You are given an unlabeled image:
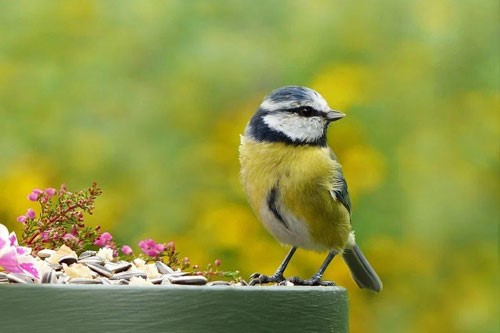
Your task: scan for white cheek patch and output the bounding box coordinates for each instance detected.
[263,113,326,143]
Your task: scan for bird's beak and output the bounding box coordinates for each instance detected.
[325,109,346,122]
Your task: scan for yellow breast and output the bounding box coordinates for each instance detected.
[239,136,351,252]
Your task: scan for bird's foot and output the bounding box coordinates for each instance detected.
[249,272,286,286]
[287,275,336,286]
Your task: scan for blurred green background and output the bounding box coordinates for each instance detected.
[0,1,498,332]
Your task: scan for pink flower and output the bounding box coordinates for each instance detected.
[16,215,27,224]
[138,239,165,257]
[27,189,44,201]
[121,245,133,255]
[214,259,222,266]
[45,188,57,198]
[62,233,78,242]
[41,231,50,241]
[26,208,36,219]
[0,223,40,279]
[94,232,113,247]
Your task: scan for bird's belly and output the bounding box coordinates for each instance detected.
[257,181,351,252]
[258,197,322,251]
[240,139,351,252]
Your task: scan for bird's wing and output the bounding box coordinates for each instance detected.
[328,149,352,215]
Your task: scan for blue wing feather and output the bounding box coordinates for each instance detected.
[329,149,352,215]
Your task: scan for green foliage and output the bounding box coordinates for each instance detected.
[0,1,498,332]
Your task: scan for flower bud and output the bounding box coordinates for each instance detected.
[45,188,57,197]
[121,245,133,255]
[26,208,36,220]
[16,215,27,224]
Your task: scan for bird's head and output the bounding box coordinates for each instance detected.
[245,86,344,146]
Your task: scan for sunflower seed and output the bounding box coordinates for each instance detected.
[68,278,102,284]
[161,278,172,285]
[42,271,57,284]
[150,276,164,285]
[113,279,129,285]
[104,261,132,274]
[78,256,104,265]
[207,281,231,286]
[169,275,208,285]
[58,255,78,266]
[78,250,97,259]
[7,273,34,284]
[86,263,113,278]
[155,261,175,274]
[98,277,112,285]
[110,271,147,281]
[163,272,189,278]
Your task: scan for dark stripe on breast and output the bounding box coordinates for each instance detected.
[267,186,289,229]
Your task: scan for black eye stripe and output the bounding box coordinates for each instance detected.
[289,106,321,117]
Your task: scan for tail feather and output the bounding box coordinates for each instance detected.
[342,244,383,292]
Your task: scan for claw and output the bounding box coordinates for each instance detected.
[287,276,336,286]
[249,272,286,286]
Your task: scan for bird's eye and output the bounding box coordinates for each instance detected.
[298,106,314,117]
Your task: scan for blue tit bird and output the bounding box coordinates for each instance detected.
[239,86,382,291]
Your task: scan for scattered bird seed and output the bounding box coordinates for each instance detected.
[2,248,236,287]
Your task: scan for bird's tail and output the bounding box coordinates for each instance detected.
[342,244,383,292]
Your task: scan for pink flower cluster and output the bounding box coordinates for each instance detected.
[94,232,113,247]
[16,208,36,224]
[27,188,56,202]
[93,232,133,256]
[17,188,58,224]
[0,223,40,279]
[138,239,165,257]
[93,234,167,258]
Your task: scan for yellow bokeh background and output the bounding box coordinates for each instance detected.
[1,1,498,332]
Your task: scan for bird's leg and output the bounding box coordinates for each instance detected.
[289,250,337,286]
[249,247,297,285]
